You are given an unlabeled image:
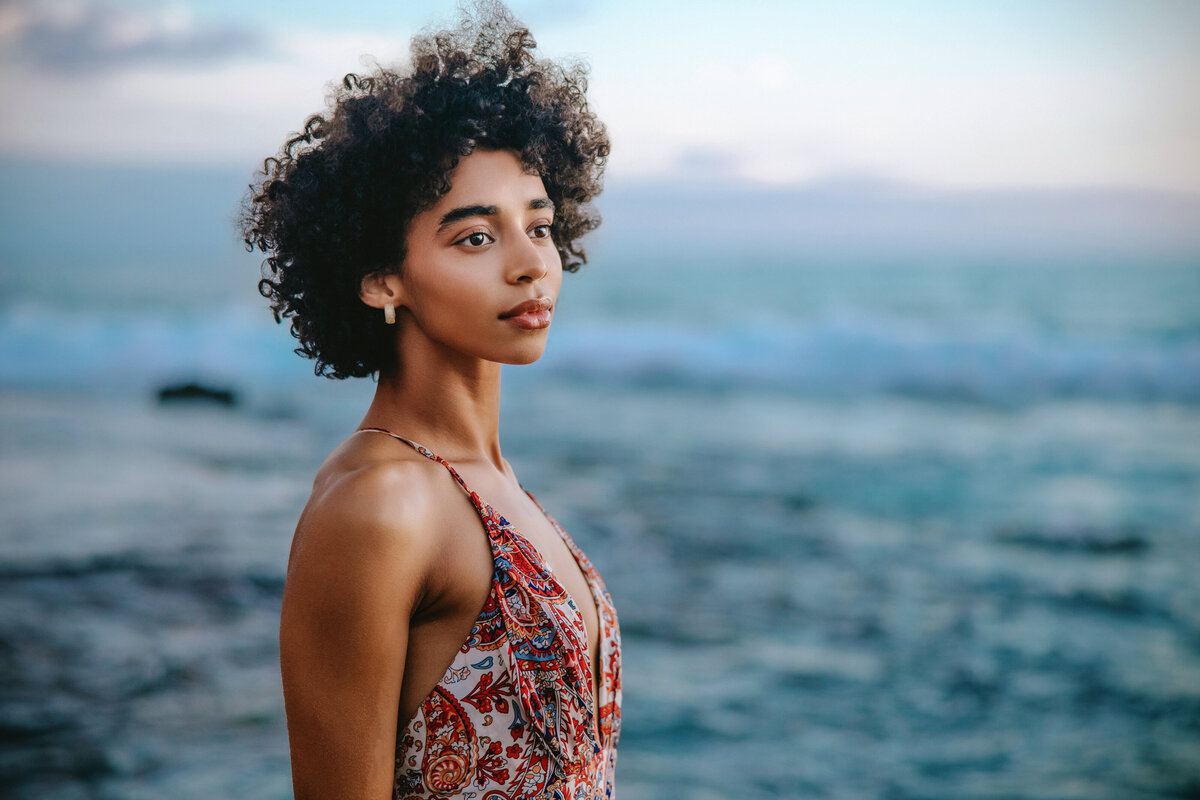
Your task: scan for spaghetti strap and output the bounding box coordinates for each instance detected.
[355,426,481,506]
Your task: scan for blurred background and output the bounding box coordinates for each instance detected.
[2,0,1199,797]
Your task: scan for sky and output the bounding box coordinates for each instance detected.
[1,0,1199,193]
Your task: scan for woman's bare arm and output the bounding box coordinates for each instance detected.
[279,461,435,799]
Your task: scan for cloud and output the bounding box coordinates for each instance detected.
[0,0,262,75]
[517,0,595,29]
[0,21,407,168]
[671,147,740,179]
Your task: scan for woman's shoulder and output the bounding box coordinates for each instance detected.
[287,432,451,584]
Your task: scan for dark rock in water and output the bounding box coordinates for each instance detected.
[155,382,238,407]
[995,525,1150,555]
[783,493,816,512]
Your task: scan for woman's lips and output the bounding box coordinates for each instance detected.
[504,309,552,329]
[500,297,553,330]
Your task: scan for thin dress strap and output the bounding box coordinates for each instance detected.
[356,426,481,502]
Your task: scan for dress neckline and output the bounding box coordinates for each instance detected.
[354,425,614,751]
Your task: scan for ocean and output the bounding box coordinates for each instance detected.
[1,179,1199,798]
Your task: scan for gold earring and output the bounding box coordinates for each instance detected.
[384,303,396,325]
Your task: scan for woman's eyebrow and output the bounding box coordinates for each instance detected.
[438,198,554,231]
[438,204,498,231]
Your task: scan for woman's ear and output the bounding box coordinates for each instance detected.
[359,271,404,311]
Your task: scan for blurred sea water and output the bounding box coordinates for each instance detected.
[2,232,1199,797]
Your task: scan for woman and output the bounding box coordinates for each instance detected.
[240,5,620,798]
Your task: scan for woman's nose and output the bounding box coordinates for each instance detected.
[508,236,550,283]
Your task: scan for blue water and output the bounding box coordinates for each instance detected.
[3,257,1198,403]
[1,230,1198,797]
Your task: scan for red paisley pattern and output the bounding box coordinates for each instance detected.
[462,671,514,715]
[419,688,477,794]
[357,428,621,800]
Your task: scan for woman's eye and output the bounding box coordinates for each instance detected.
[459,232,493,247]
[530,224,551,239]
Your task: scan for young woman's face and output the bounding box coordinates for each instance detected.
[397,148,563,365]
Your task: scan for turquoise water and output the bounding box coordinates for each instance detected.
[1,178,1199,798]
[3,255,1198,404]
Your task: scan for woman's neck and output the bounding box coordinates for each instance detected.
[360,346,506,470]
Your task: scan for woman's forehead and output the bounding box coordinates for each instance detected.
[441,149,546,202]
[406,150,550,236]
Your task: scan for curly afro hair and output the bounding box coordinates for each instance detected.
[240,2,609,379]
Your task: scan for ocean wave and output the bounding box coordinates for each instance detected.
[541,315,1200,404]
[1,305,1197,404]
[0,304,308,390]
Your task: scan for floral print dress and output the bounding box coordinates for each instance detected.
[356,428,621,800]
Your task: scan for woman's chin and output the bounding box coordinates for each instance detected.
[501,342,549,366]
